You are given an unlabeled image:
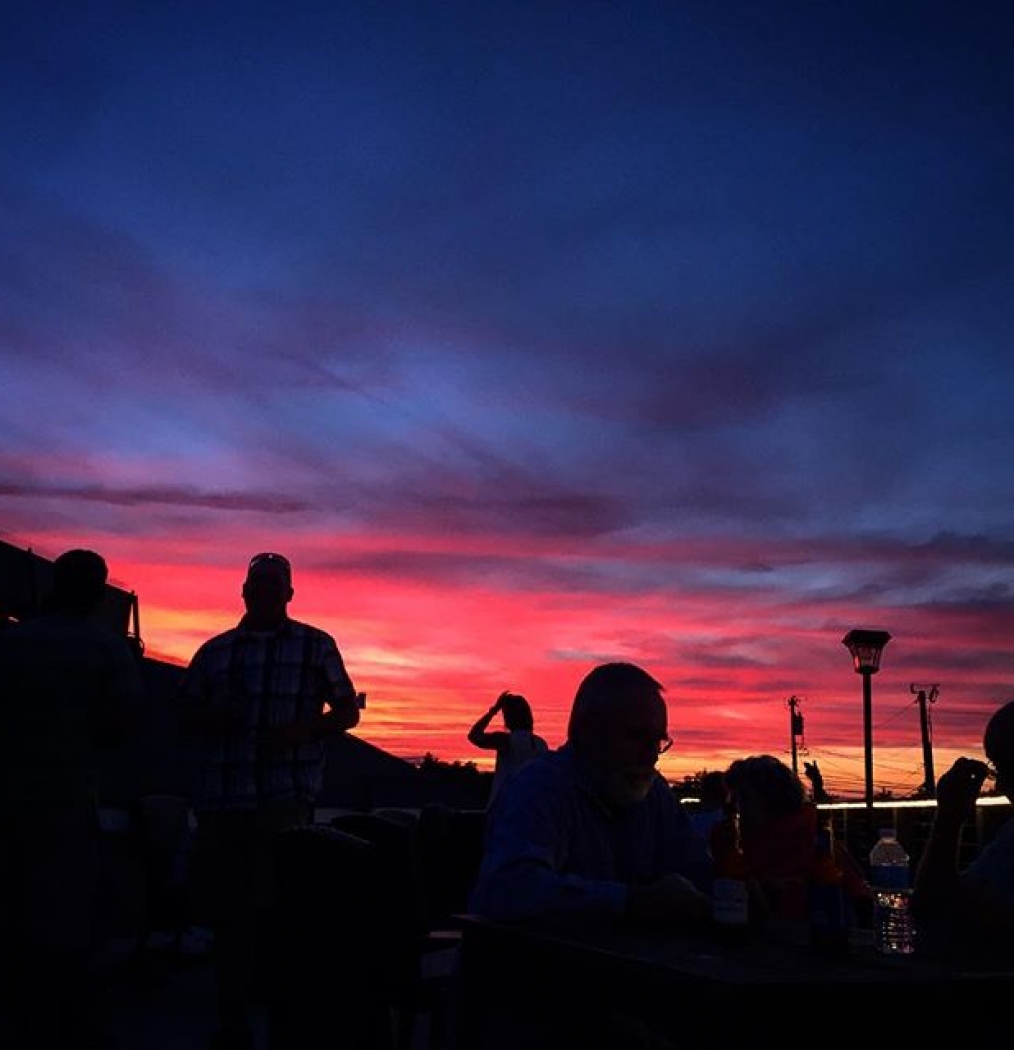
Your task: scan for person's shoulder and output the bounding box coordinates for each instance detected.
[512,730,549,757]
[88,622,144,664]
[186,626,240,662]
[504,744,562,785]
[199,625,241,648]
[286,618,338,646]
[78,615,136,645]
[492,747,566,811]
[968,814,1014,869]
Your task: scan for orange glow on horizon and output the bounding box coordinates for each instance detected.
[8,527,1007,800]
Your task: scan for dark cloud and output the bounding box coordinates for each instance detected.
[2,1,1012,792]
[0,479,309,514]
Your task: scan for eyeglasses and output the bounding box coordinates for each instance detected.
[615,729,673,755]
[248,552,292,580]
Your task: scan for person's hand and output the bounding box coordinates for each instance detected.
[627,873,712,929]
[935,757,989,823]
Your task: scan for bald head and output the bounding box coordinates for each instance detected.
[568,661,665,741]
[567,662,669,808]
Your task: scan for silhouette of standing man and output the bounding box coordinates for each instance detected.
[177,552,362,1050]
[0,548,144,1049]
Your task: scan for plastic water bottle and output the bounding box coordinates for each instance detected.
[868,826,915,955]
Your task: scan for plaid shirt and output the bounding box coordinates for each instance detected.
[177,617,356,811]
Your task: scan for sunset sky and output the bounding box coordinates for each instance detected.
[2,2,1013,799]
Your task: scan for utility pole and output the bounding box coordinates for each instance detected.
[787,696,804,776]
[911,684,939,797]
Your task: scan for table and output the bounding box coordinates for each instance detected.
[454,915,1011,1049]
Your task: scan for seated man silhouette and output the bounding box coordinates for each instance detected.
[469,661,712,928]
[464,663,712,1050]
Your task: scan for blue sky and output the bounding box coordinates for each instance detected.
[2,1,1013,796]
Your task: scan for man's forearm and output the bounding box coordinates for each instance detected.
[468,706,498,743]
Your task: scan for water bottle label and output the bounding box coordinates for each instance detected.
[870,864,909,890]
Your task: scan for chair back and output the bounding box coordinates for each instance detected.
[268,823,393,1047]
[417,805,487,926]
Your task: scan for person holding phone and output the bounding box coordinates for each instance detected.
[912,698,1014,966]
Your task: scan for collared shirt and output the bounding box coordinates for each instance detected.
[469,743,713,924]
[177,616,355,811]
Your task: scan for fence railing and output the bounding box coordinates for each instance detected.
[819,797,1010,868]
[680,794,1011,868]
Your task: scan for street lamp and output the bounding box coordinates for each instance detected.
[842,628,891,811]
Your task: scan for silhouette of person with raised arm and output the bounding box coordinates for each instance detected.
[176,552,362,1050]
[912,698,1014,967]
[803,759,832,803]
[467,691,548,805]
[0,549,144,1050]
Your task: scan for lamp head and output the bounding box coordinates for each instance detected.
[842,629,891,675]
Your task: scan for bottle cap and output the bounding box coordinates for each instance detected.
[878,827,896,838]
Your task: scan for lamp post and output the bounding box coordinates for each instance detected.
[842,629,891,812]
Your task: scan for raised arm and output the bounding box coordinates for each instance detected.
[468,693,508,749]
